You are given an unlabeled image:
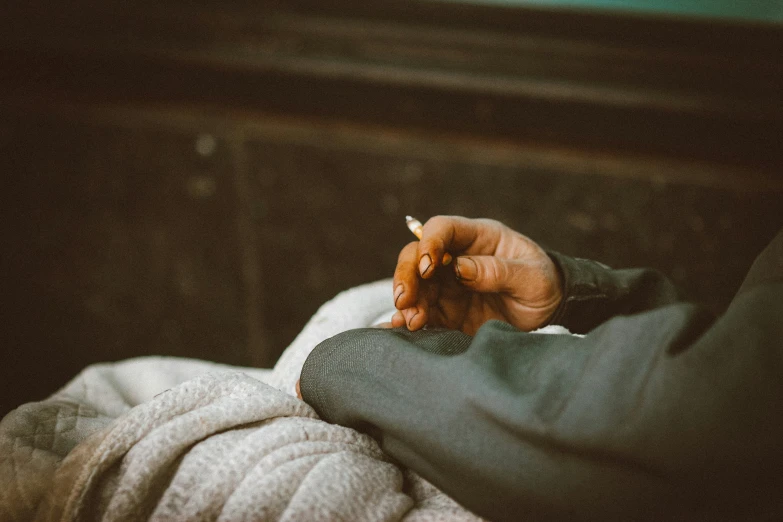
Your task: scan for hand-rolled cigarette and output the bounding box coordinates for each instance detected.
[405,216,453,265]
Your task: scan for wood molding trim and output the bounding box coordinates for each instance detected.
[1,0,781,171]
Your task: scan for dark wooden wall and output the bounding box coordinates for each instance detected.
[1,0,781,417]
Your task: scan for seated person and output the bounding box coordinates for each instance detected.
[299,216,783,522]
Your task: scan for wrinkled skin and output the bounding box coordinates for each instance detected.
[391,215,562,335]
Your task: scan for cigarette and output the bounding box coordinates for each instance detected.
[405,216,453,265]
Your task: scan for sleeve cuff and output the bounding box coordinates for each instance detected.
[544,251,613,333]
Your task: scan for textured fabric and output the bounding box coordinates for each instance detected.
[0,279,484,522]
[301,228,783,522]
[0,357,271,522]
[545,251,680,334]
[34,372,412,522]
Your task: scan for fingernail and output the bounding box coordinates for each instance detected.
[419,254,432,276]
[455,257,477,281]
[407,309,419,330]
[394,284,404,306]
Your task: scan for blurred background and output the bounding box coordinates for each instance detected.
[1,0,781,417]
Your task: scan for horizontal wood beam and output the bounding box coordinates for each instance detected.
[1,0,781,172]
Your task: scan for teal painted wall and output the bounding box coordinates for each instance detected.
[442,0,783,22]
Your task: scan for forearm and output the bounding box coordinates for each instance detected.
[302,321,688,521]
[302,229,783,521]
[301,283,783,521]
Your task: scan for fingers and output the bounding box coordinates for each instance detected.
[393,242,431,330]
[371,321,394,328]
[392,301,428,330]
[393,242,421,310]
[411,282,437,330]
[398,282,431,331]
[454,255,541,295]
[417,216,503,279]
[391,310,405,327]
[395,215,509,330]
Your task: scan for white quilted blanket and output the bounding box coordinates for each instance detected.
[0,279,485,522]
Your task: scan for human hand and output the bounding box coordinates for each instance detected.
[392,216,562,335]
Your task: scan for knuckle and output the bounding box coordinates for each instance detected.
[425,215,448,228]
[424,215,458,235]
[423,216,454,250]
[476,218,504,230]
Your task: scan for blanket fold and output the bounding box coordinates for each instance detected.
[36,372,414,522]
[1,280,483,521]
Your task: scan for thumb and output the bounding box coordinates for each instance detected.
[454,255,539,294]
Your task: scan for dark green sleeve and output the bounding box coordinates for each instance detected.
[544,251,680,334]
[301,229,783,522]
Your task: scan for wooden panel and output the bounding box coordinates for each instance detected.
[1,112,252,413]
[1,0,781,171]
